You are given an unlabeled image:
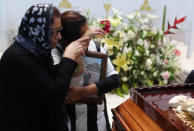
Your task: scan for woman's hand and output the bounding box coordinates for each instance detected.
[82,27,106,38]
[65,87,86,104]
[63,37,91,61]
[65,84,98,104]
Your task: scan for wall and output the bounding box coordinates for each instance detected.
[0,0,194,56]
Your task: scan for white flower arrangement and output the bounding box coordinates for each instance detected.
[91,9,181,96]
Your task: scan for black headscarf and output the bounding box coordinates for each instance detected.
[15,4,54,56]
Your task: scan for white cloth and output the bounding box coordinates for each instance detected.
[51,47,61,65]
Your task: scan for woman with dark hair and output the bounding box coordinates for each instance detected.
[52,11,120,131]
[0,4,90,131]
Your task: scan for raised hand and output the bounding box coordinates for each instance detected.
[63,37,91,60]
[82,27,106,38]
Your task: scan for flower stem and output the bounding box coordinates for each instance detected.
[162,5,167,32]
[161,5,167,41]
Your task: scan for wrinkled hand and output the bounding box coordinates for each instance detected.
[65,87,86,104]
[82,27,106,38]
[63,37,91,61]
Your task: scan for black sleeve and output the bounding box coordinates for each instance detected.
[10,55,77,102]
[95,74,120,95]
[185,70,194,83]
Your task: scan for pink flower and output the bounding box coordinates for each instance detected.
[158,41,162,46]
[164,59,168,64]
[175,49,181,56]
[161,71,170,80]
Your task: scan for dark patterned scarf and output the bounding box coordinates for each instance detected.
[15,4,54,56]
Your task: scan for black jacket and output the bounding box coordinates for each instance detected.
[0,42,77,131]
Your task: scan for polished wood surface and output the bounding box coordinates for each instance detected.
[112,99,163,131]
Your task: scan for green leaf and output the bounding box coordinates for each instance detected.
[159,80,163,86]
[115,88,124,97]
[121,83,129,95]
[146,79,154,86]
[132,82,138,88]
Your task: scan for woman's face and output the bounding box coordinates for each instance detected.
[51,18,62,49]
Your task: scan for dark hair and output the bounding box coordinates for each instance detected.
[61,11,87,43]
[52,7,61,24]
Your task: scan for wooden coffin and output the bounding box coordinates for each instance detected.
[112,83,194,131]
[112,99,163,131]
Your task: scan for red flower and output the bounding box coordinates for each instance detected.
[174,16,186,25]
[164,16,186,35]
[100,20,111,33]
[175,49,181,56]
[164,30,174,35]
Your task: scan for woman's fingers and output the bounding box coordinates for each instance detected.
[83,27,106,38]
[76,44,87,55]
[92,31,106,36]
[63,36,90,60]
[94,27,106,35]
[76,37,91,48]
[76,37,91,43]
[65,91,74,104]
[96,28,106,35]
[65,87,86,104]
[90,28,106,38]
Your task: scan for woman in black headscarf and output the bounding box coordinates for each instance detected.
[0,4,90,131]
